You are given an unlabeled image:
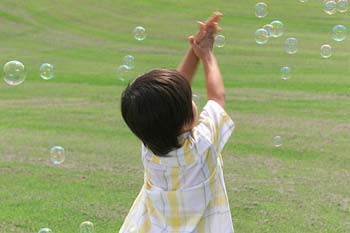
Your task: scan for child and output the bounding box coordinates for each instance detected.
[120,12,235,233]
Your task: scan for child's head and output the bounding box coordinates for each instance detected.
[121,68,195,156]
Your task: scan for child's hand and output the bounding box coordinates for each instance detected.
[193,12,223,44]
[189,34,214,61]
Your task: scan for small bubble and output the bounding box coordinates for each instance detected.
[280,66,291,80]
[214,35,225,48]
[40,63,55,80]
[255,28,269,45]
[273,136,282,147]
[133,26,146,41]
[320,44,332,58]
[255,2,268,18]
[50,146,65,165]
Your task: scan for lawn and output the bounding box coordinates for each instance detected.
[0,0,349,232]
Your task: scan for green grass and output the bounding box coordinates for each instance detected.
[1,0,350,232]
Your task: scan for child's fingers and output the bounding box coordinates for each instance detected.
[188,36,195,44]
[197,21,206,30]
[206,11,223,24]
[190,37,200,49]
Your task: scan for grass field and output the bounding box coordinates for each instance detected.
[1,0,350,232]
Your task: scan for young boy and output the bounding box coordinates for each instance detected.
[120,12,235,233]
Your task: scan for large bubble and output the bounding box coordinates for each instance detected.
[80,221,94,233]
[255,28,269,45]
[332,24,346,42]
[255,2,268,18]
[262,24,273,37]
[3,60,26,86]
[323,0,337,15]
[337,0,348,12]
[270,20,284,38]
[285,38,298,54]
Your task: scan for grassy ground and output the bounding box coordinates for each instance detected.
[0,0,350,232]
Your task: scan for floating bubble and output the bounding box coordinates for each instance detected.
[123,55,135,70]
[262,24,273,37]
[299,0,308,2]
[214,35,225,48]
[285,37,298,54]
[116,65,129,82]
[337,0,348,12]
[270,20,284,38]
[320,44,332,58]
[333,24,346,41]
[273,135,282,147]
[255,2,268,18]
[133,26,146,41]
[323,0,337,15]
[192,94,201,107]
[280,66,291,80]
[255,28,269,45]
[39,63,54,80]
[38,228,52,233]
[80,221,94,233]
[50,146,65,165]
[3,60,26,86]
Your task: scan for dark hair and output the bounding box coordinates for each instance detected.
[121,68,193,156]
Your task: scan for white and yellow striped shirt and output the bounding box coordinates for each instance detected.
[120,100,235,233]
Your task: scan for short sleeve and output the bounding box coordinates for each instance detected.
[195,100,234,153]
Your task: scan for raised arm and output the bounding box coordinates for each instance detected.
[177,38,200,84]
[190,33,225,108]
[177,12,223,84]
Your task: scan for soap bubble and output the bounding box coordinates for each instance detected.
[280,66,291,80]
[323,0,337,15]
[273,136,282,147]
[285,37,298,54]
[320,44,332,58]
[133,26,146,41]
[192,94,201,107]
[116,65,129,82]
[80,221,94,233]
[38,228,52,233]
[39,63,54,80]
[299,0,308,2]
[332,24,346,41]
[214,35,225,48]
[3,60,26,86]
[262,24,273,37]
[255,2,268,18]
[337,0,348,12]
[270,20,284,38]
[123,55,135,70]
[50,146,65,165]
[255,28,269,45]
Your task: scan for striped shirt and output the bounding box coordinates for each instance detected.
[119,100,235,233]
